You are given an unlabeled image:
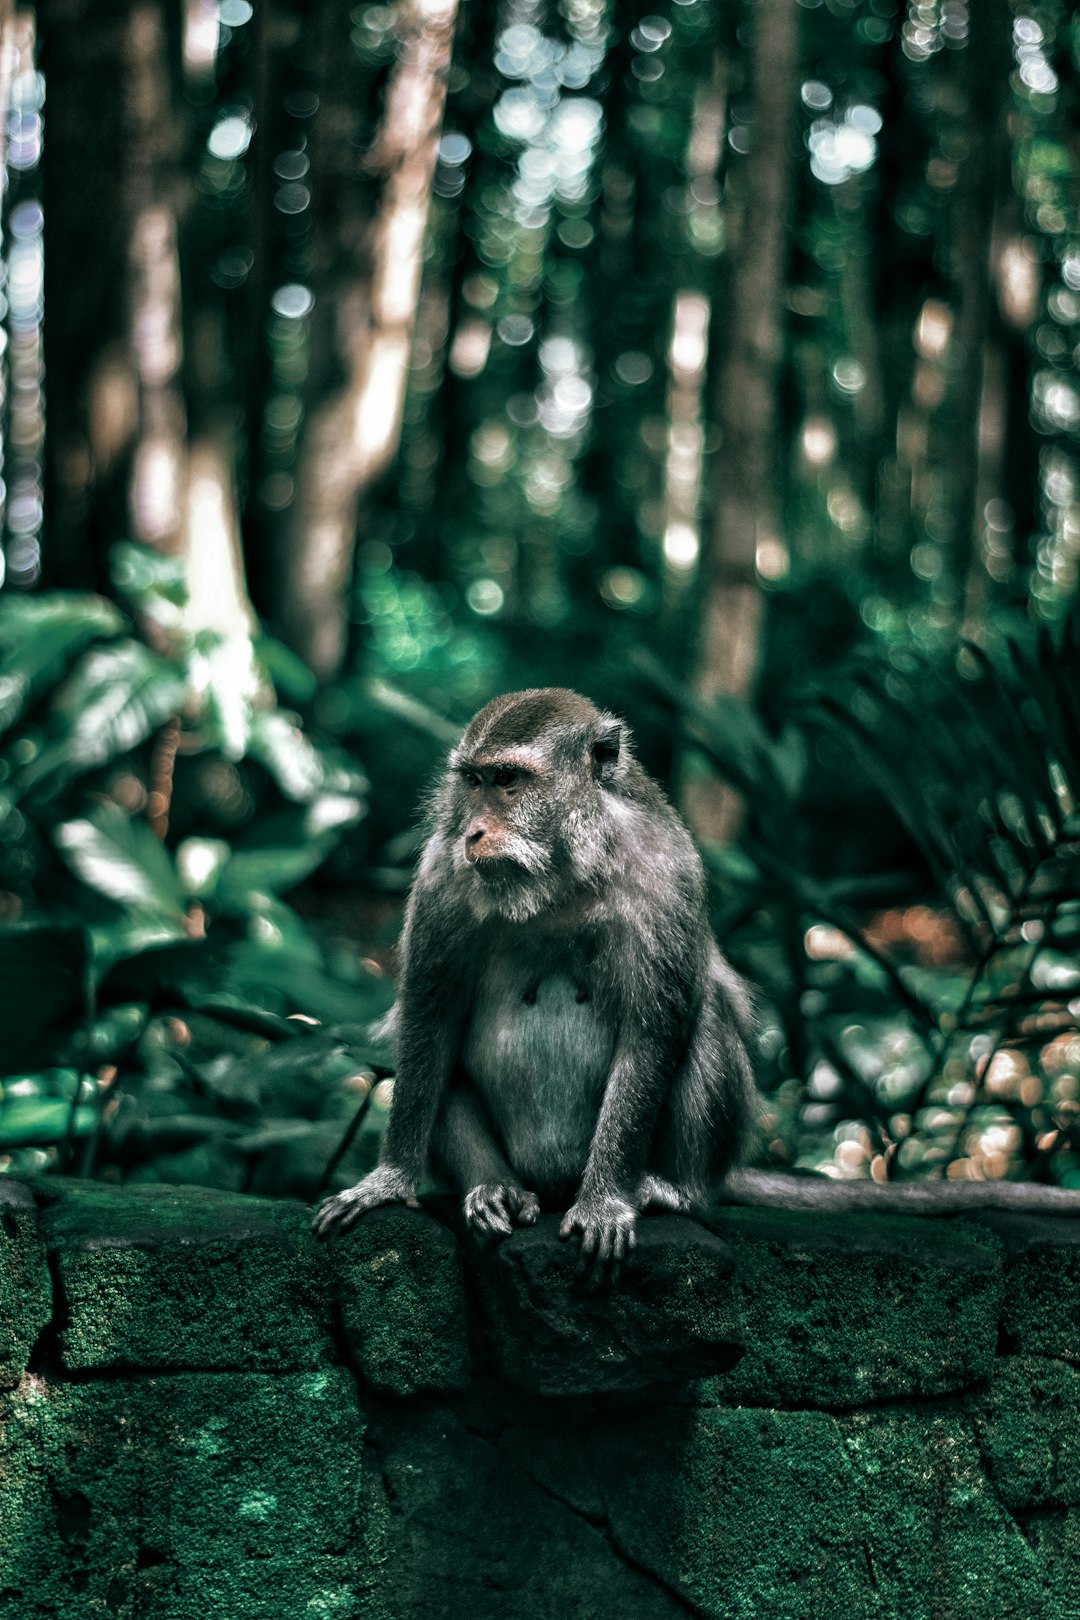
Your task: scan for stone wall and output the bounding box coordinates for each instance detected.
[2,1176,1080,1618]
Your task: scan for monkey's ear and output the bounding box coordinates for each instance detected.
[590,718,623,782]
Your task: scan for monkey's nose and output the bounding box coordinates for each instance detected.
[465,825,492,863]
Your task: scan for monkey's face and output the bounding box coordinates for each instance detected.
[455,763,555,883]
[445,689,629,919]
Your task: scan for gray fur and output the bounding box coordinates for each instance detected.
[313,688,759,1278]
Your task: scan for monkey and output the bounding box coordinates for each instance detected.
[313,687,759,1283]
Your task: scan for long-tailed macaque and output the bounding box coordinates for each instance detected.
[314,688,758,1281]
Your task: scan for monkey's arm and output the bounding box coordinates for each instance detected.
[559,1032,671,1282]
[314,882,465,1236]
[434,1087,540,1237]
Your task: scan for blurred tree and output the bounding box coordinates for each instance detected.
[682,0,797,843]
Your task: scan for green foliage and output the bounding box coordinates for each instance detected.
[0,548,387,1195]
[654,622,1080,1189]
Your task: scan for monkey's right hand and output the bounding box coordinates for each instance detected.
[312,1166,420,1237]
[463,1182,540,1240]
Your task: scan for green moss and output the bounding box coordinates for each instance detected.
[0,1182,51,1389]
[702,1207,1004,1408]
[839,1407,1048,1619]
[592,1403,1048,1620]
[0,1370,389,1620]
[1020,1509,1080,1618]
[593,1405,872,1618]
[971,1356,1080,1513]
[978,1214,1080,1361]
[379,1402,688,1619]
[35,1179,336,1371]
[330,1206,471,1396]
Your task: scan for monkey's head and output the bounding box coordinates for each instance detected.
[443,688,631,920]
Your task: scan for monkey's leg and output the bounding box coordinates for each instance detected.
[635,1173,691,1214]
[434,1086,540,1239]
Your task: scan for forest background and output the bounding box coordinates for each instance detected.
[0,0,1079,1203]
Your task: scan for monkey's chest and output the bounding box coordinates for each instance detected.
[461,960,615,1190]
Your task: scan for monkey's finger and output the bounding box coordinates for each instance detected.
[574,1224,601,1280]
[558,1214,577,1240]
[587,1228,615,1291]
[515,1193,540,1227]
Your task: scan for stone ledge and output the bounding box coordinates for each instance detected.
[699,1205,1004,1408]
[32,1179,337,1373]
[5,1179,1080,1406]
[465,1212,744,1396]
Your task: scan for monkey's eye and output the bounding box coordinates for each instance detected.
[461,770,482,789]
[494,767,518,788]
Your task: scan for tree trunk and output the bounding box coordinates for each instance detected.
[275,0,459,681]
[683,0,798,843]
[950,0,1013,629]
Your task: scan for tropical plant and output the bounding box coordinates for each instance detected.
[0,546,392,1195]
[646,620,1080,1189]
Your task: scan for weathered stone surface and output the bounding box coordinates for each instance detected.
[974,1212,1080,1361]
[591,1402,1046,1620]
[466,1213,744,1396]
[378,1402,687,1619]
[0,1369,388,1620]
[1020,1508,1080,1618]
[34,1179,336,1371]
[839,1407,1048,1620]
[330,1205,470,1396]
[971,1355,1080,1513]
[701,1206,1003,1408]
[0,1180,51,1389]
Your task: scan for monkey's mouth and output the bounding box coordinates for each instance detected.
[465,853,525,880]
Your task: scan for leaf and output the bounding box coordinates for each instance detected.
[189,632,260,761]
[25,641,186,784]
[0,594,126,731]
[254,637,318,705]
[247,709,368,806]
[0,1098,97,1147]
[110,540,188,611]
[54,804,188,919]
[216,840,336,906]
[0,924,90,1074]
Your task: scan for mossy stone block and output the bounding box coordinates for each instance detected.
[329,1205,470,1396]
[971,1355,1080,1513]
[0,1369,389,1620]
[1021,1508,1080,1619]
[975,1212,1080,1361]
[0,1181,50,1389]
[467,1213,744,1396]
[702,1207,1003,1408]
[36,1179,335,1371]
[592,1403,1047,1620]
[839,1406,1049,1620]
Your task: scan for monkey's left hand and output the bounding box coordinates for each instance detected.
[559,1192,637,1288]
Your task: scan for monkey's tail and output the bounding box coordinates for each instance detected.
[716,1167,1080,1216]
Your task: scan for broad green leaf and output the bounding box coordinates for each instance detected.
[55,804,188,919]
[0,1097,97,1146]
[0,594,125,731]
[247,709,368,804]
[175,837,232,898]
[216,840,336,906]
[32,641,186,780]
